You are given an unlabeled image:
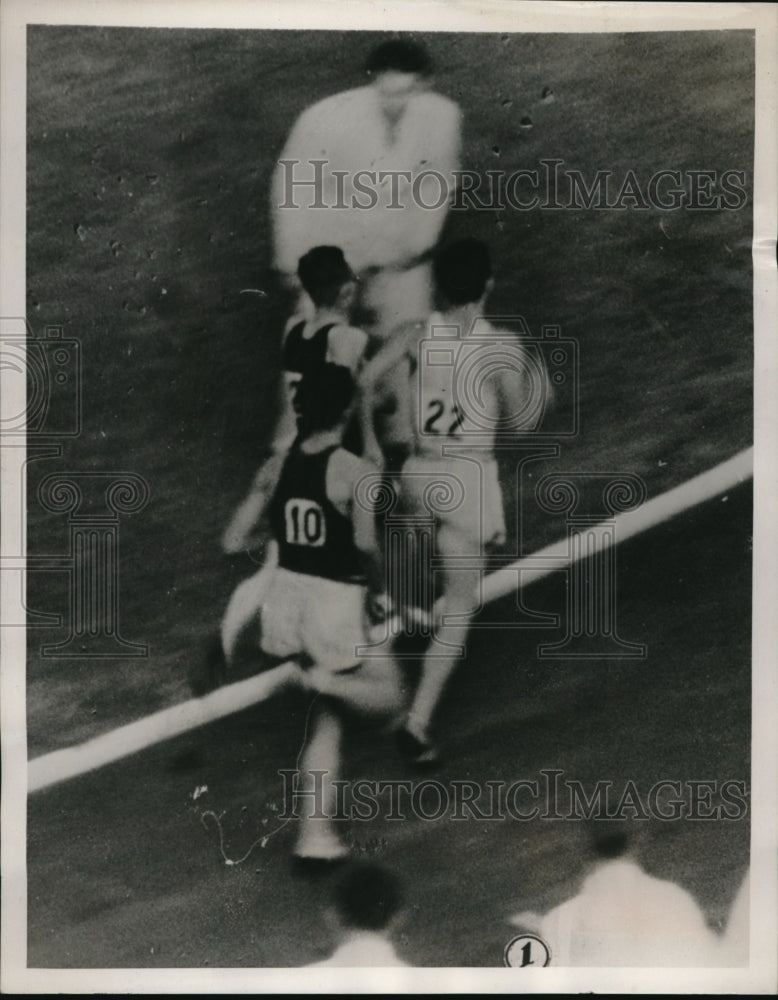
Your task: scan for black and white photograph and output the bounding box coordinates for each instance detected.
[1,0,776,993]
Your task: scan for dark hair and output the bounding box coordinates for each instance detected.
[591,829,630,860]
[365,39,432,77]
[332,863,403,931]
[293,364,355,436]
[297,246,355,308]
[433,238,492,305]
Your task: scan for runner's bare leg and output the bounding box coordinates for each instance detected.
[295,699,347,858]
[405,526,480,740]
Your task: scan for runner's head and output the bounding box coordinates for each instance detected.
[330,862,403,932]
[293,364,355,437]
[586,819,632,861]
[366,39,432,123]
[433,238,493,307]
[297,246,357,309]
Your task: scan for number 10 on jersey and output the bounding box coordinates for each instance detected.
[285,498,325,546]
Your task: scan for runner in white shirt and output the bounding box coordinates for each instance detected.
[509,827,720,967]
[271,38,462,340]
[359,238,551,763]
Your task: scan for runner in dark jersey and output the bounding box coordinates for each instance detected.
[281,319,337,376]
[223,365,404,861]
[269,440,365,586]
[270,245,368,453]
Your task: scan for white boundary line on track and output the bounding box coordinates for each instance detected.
[482,445,753,602]
[27,446,753,794]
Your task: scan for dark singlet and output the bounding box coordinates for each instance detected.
[269,443,365,584]
[283,319,364,454]
[282,321,337,376]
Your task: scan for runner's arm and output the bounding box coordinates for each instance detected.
[350,457,386,597]
[497,342,555,432]
[221,451,285,554]
[269,315,303,453]
[357,322,420,465]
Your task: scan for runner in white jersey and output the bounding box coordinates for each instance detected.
[271,38,462,340]
[359,238,552,762]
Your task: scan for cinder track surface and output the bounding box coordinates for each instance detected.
[24,27,753,968]
[28,483,751,967]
